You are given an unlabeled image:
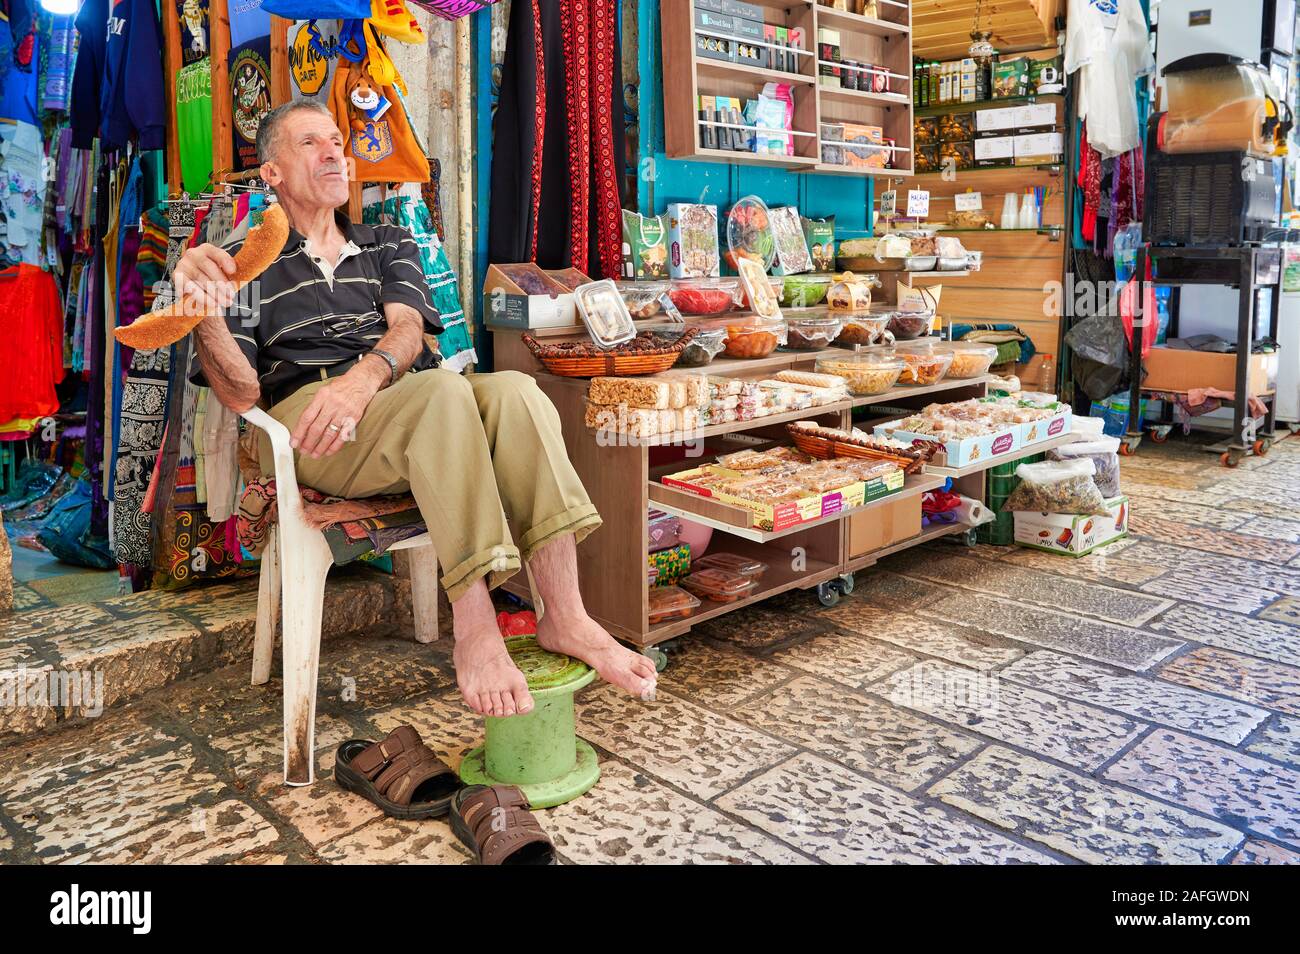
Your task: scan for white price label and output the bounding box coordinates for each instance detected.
[954,191,983,212]
[906,189,930,219]
[879,190,897,216]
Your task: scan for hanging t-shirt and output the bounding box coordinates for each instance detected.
[0,21,39,125]
[228,36,273,170]
[176,59,214,194]
[289,19,340,102]
[1064,0,1154,159]
[100,0,167,150]
[176,0,211,65]
[69,0,109,147]
[228,0,272,47]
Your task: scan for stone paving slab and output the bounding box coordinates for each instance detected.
[994,538,1168,587]
[769,628,919,689]
[888,549,1173,626]
[929,746,1243,864]
[1261,596,1300,627]
[900,582,1184,671]
[716,752,1057,864]
[1244,716,1300,767]
[1103,729,1300,848]
[879,660,1144,770]
[1147,604,1300,668]
[576,684,797,801]
[657,639,799,708]
[997,651,1269,745]
[4,747,227,863]
[544,759,809,865]
[1140,570,1278,615]
[1230,840,1300,864]
[61,799,279,864]
[738,674,982,791]
[801,607,1025,671]
[316,818,473,865]
[1123,498,1250,532]
[1158,648,1300,717]
[258,748,383,849]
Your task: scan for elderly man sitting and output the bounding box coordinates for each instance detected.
[179,101,656,716]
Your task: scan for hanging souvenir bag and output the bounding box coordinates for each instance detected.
[369,0,425,42]
[328,47,429,181]
[263,0,370,19]
[407,0,501,19]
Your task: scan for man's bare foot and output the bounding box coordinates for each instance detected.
[453,626,534,717]
[536,610,658,701]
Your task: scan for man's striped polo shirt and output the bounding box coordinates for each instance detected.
[189,210,443,405]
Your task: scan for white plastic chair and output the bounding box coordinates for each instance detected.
[241,406,441,786]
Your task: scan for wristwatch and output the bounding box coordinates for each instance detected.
[366,347,399,386]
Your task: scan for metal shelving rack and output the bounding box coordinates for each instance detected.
[1125,245,1282,467]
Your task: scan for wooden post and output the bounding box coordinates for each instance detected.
[210,0,234,178]
[270,16,292,108]
[162,0,184,194]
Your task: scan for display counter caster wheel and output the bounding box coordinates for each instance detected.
[1118,436,1141,456]
[1254,438,1272,457]
[1148,426,1171,444]
[817,580,841,607]
[837,573,855,595]
[644,647,669,672]
[1221,451,1242,468]
[962,528,978,548]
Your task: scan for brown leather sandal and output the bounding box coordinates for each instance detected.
[334,725,462,819]
[449,785,557,865]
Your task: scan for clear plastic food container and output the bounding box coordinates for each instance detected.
[814,351,906,395]
[679,568,759,603]
[893,339,954,386]
[708,315,787,358]
[616,280,674,319]
[937,340,998,379]
[674,324,729,367]
[726,195,776,271]
[782,311,845,351]
[668,278,741,316]
[648,584,701,623]
[574,279,636,348]
[741,275,785,313]
[886,311,933,340]
[779,273,834,308]
[691,552,768,579]
[833,313,891,347]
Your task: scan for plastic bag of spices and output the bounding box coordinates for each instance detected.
[1048,437,1122,498]
[1002,459,1110,516]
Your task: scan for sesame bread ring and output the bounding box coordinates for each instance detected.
[114,203,289,350]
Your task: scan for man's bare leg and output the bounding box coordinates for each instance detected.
[451,578,534,717]
[530,534,658,700]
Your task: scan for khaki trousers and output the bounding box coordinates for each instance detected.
[259,368,602,603]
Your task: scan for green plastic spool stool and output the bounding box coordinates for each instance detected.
[459,635,599,808]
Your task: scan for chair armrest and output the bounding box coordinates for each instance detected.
[240,406,306,521]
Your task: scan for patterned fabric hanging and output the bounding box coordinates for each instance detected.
[362,183,476,372]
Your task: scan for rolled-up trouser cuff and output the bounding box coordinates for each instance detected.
[519,503,604,563]
[440,543,523,604]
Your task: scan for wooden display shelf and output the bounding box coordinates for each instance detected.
[844,520,969,572]
[661,0,913,177]
[815,4,910,36]
[648,472,948,543]
[913,92,1064,118]
[491,323,1025,651]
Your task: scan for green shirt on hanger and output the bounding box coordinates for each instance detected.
[176,59,214,196]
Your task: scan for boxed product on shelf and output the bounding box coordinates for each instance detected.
[801,216,836,272]
[936,112,974,142]
[820,122,846,165]
[621,210,670,280]
[1016,403,1072,445]
[695,25,733,63]
[842,123,888,168]
[695,8,733,32]
[648,508,683,552]
[661,465,881,533]
[974,135,1014,167]
[1013,496,1129,557]
[875,418,1021,468]
[817,28,841,88]
[992,58,1030,98]
[1016,101,1058,132]
[483,263,582,330]
[648,542,692,585]
[666,203,722,278]
[1014,132,1064,166]
[974,106,1021,135]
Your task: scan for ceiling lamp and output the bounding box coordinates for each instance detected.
[40,0,79,12]
[968,0,997,64]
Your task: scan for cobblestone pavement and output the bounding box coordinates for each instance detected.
[2,436,1300,864]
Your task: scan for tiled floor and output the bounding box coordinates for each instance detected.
[3,434,1300,863]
